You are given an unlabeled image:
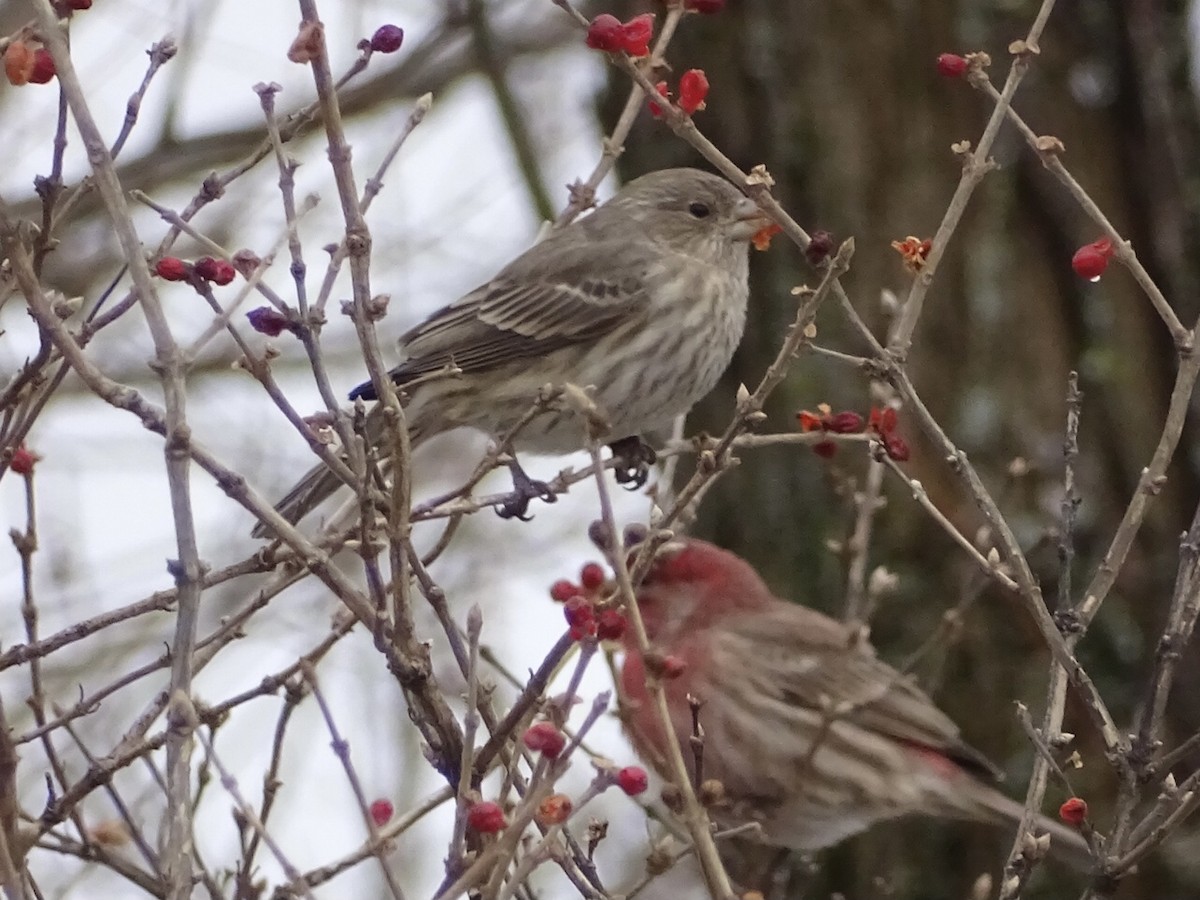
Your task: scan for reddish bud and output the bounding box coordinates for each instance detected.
[620,14,655,57]
[5,42,35,86]
[154,257,190,281]
[936,53,969,78]
[1058,797,1087,826]
[65,0,93,8]
[869,406,898,436]
[883,434,910,462]
[616,765,649,795]
[10,445,39,475]
[596,608,627,641]
[195,257,237,285]
[549,579,579,602]
[536,793,573,826]
[231,249,262,277]
[579,562,605,591]
[648,80,670,118]
[246,307,290,337]
[684,0,725,11]
[523,721,567,758]
[466,801,506,833]
[828,411,864,434]
[678,68,709,115]
[891,236,933,272]
[369,798,393,827]
[585,14,625,52]
[812,439,838,459]
[797,410,823,432]
[805,230,835,266]
[369,24,404,54]
[1072,238,1113,281]
[28,50,56,84]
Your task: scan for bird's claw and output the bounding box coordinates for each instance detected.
[494,461,557,520]
[610,436,658,491]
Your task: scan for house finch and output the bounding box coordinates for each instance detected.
[620,538,1091,864]
[254,169,767,537]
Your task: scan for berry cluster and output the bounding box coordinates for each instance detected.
[550,561,627,641]
[796,404,910,462]
[154,256,237,286]
[585,13,655,57]
[5,43,55,86]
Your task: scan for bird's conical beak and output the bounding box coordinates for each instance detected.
[730,197,773,241]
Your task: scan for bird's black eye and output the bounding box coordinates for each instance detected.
[688,201,711,219]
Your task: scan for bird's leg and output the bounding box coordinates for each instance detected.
[609,435,657,490]
[494,456,557,521]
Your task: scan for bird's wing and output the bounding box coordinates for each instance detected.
[713,606,1002,780]
[387,236,657,384]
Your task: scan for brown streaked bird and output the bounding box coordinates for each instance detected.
[254,169,767,537]
[621,538,1092,867]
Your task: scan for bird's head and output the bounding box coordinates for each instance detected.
[602,168,771,250]
[633,537,773,645]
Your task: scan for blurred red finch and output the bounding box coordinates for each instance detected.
[620,538,1090,863]
[255,169,767,537]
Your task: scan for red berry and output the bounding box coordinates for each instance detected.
[869,406,898,436]
[883,434,910,462]
[154,257,189,281]
[684,0,725,11]
[936,53,969,78]
[194,257,237,285]
[65,0,93,8]
[536,793,572,825]
[1071,238,1113,281]
[523,721,566,758]
[579,562,605,591]
[549,579,578,602]
[369,798,393,827]
[1059,797,1087,827]
[828,411,864,434]
[648,80,670,118]
[596,609,627,641]
[466,801,506,833]
[28,50,56,84]
[585,14,624,52]
[563,596,593,629]
[370,24,404,53]
[246,307,290,337]
[620,14,655,57]
[616,765,649,796]
[10,445,39,475]
[678,68,709,115]
[812,439,837,459]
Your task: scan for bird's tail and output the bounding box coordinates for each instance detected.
[966,780,1094,872]
[250,406,429,539]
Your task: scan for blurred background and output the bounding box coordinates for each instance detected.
[2,0,1200,897]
